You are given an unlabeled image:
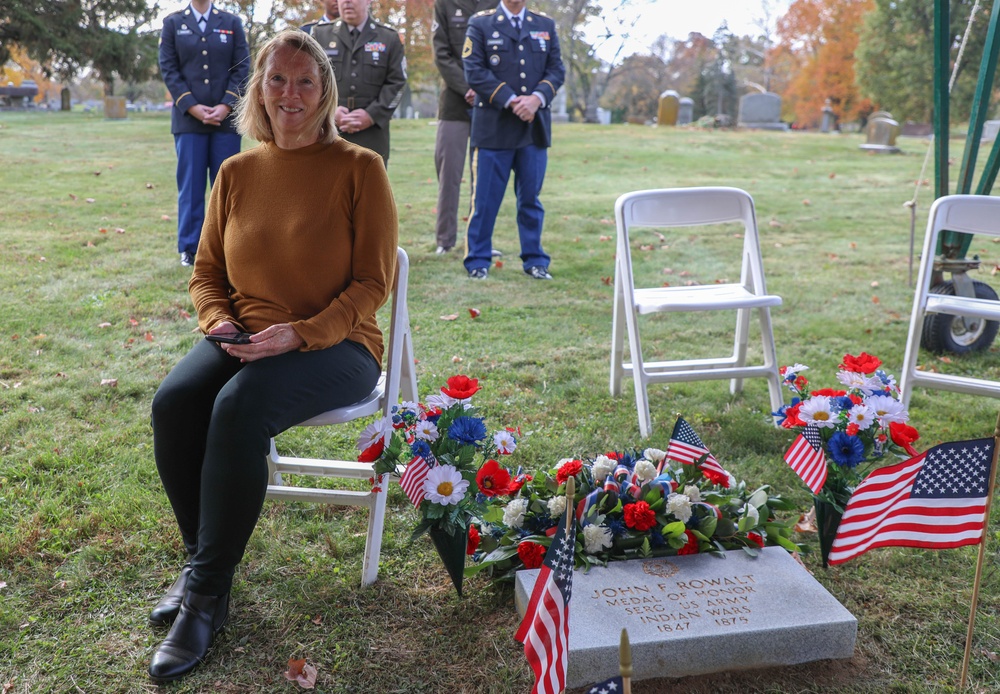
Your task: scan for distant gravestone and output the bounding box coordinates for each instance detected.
[859,112,901,153]
[982,120,1000,143]
[657,90,680,126]
[678,97,694,125]
[820,99,836,133]
[104,96,127,120]
[738,92,787,130]
[515,548,857,688]
[61,87,71,111]
[596,107,611,125]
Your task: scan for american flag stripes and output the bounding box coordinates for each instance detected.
[784,426,828,494]
[665,417,730,484]
[515,509,576,694]
[829,437,995,565]
[398,455,430,506]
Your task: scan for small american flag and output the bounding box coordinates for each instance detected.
[585,675,624,693]
[666,416,730,485]
[515,509,576,694]
[784,426,828,494]
[829,437,995,565]
[399,455,430,506]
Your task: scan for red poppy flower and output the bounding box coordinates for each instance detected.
[700,465,731,488]
[467,525,481,555]
[476,459,512,497]
[890,421,921,455]
[623,501,657,532]
[517,541,546,569]
[840,352,882,374]
[811,388,848,397]
[849,393,863,405]
[358,439,384,463]
[747,531,765,548]
[508,473,532,494]
[678,530,699,555]
[781,402,805,428]
[441,375,480,399]
[556,459,583,484]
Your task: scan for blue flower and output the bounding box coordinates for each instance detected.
[832,396,854,413]
[773,397,801,425]
[526,513,557,534]
[410,439,431,459]
[827,431,865,468]
[649,529,667,547]
[606,518,628,537]
[447,416,487,446]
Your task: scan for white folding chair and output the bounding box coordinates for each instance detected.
[265,247,418,586]
[900,195,1000,407]
[609,187,784,437]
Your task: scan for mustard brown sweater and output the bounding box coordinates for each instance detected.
[189,138,399,364]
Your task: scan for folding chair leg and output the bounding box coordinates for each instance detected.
[401,329,419,403]
[610,271,627,397]
[729,307,752,395]
[361,473,389,586]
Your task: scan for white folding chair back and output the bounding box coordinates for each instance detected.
[900,195,1000,407]
[610,187,784,437]
[265,247,418,586]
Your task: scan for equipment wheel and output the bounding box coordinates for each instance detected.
[921,280,1000,353]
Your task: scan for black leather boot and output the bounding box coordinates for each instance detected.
[148,564,193,627]
[148,590,229,683]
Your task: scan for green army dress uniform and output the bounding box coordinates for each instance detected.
[311,18,407,165]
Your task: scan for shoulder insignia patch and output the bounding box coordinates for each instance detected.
[462,36,473,58]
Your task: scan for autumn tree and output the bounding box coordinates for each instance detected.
[774,0,873,128]
[599,53,668,121]
[855,0,988,123]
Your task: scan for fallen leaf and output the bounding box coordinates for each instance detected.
[284,658,318,689]
[662,268,673,275]
[145,332,154,342]
[28,406,42,413]
[99,228,108,234]
[2,680,12,694]
[179,309,191,319]
[86,198,95,203]
[639,244,654,251]
[0,581,6,589]
[601,276,612,285]
[768,219,782,228]
[439,314,459,321]
[68,193,77,200]
[86,241,95,247]
[100,379,118,387]
[981,649,999,663]
[129,317,139,326]
[938,356,952,364]
[678,270,691,277]
[794,507,818,533]
[871,296,880,304]
[829,172,836,179]
[98,322,112,328]
[452,355,463,363]
[146,182,154,189]
[310,615,323,626]
[802,199,811,206]
[93,170,101,176]
[115,227,125,234]
[161,214,171,221]
[849,242,858,250]
[468,308,481,318]
[600,218,613,225]
[494,260,503,268]
[599,235,611,242]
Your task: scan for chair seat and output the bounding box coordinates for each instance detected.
[296,374,386,427]
[635,284,783,314]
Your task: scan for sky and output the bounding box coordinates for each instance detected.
[583,0,793,63]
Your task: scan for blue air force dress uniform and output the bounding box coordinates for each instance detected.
[159,4,249,262]
[462,6,564,276]
[309,17,407,165]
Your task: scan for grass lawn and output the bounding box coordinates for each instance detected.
[2,111,1000,693]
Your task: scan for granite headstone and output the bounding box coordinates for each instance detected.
[515,548,856,688]
[859,112,901,153]
[737,92,787,130]
[678,97,694,125]
[657,90,680,126]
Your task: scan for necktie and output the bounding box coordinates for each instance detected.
[198,17,207,33]
[511,15,520,33]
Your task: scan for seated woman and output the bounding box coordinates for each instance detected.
[147,29,398,683]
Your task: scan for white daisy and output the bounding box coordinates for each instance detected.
[547,495,567,517]
[582,523,613,554]
[357,416,393,451]
[783,363,810,377]
[847,404,875,430]
[634,460,658,482]
[503,498,529,528]
[494,430,517,455]
[592,455,615,483]
[865,394,909,424]
[835,370,868,390]
[682,484,701,503]
[425,392,458,410]
[667,493,692,522]
[423,465,468,505]
[414,420,439,442]
[798,396,838,428]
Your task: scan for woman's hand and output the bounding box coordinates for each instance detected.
[214,323,305,362]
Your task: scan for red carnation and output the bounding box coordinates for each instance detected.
[678,530,699,555]
[793,375,808,391]
[358,439,384,463]
[441,374,480,399]
[781,402,806,428]
[467,525,481,555]
[556,459,583,484]
[840,352,882,374]
[606,452,621,460]
[476,459,512,497]
[890,421,921,455]
[747,531,765,548]
[508,473,532,494]
[700,465,731,488]
[846,423,859,436]
[623,501,657,532]
[517,541,547,569]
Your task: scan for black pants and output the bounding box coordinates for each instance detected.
[151,338,380,596]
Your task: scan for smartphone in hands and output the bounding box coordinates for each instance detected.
[205,332,254,345]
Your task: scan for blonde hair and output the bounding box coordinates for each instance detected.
[235,29,339,144]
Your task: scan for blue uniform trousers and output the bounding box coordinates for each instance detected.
[174,132,241,255]
[464,144,549,272]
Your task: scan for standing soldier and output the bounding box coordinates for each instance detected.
[308,0,406,166]
[462,0,564,280]
[159,0,249,267]
[301,0,339,35]
[430,0,499,255]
